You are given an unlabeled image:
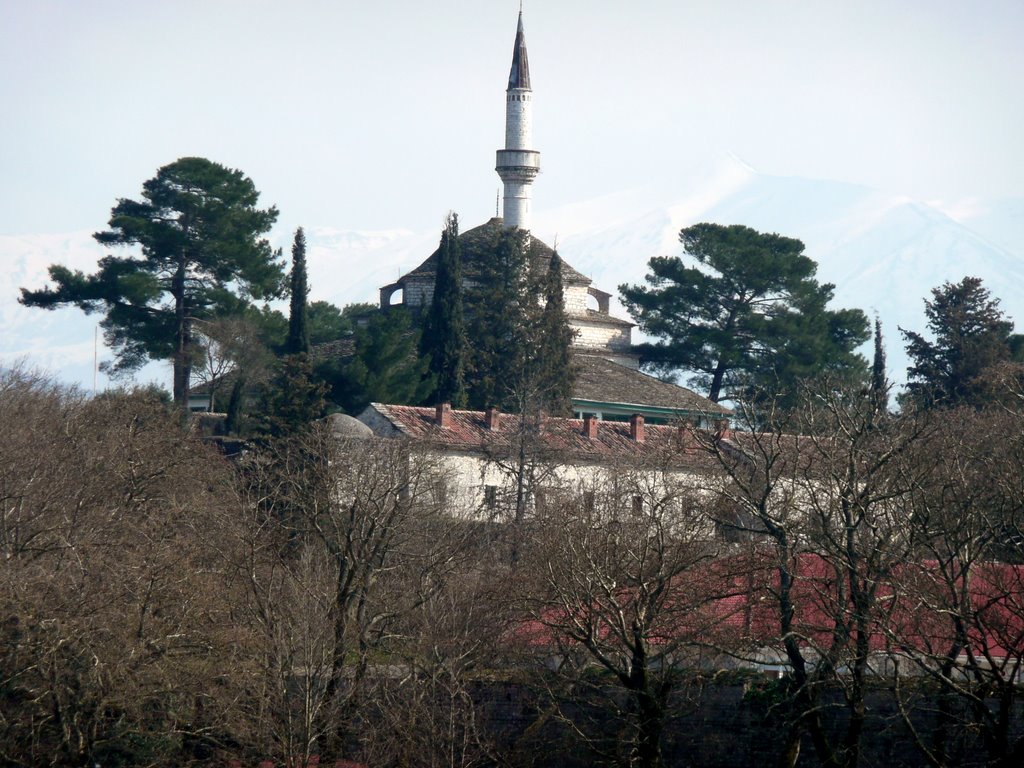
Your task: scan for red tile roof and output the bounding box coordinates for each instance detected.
[364,403,725,470]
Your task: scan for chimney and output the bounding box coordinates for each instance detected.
[485,406,501,431]
[629,414,645,443]
[715,419,731,441]
[583,414,599,439]
[435,402,452,428]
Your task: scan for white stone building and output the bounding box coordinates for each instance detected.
[358,401,732,521]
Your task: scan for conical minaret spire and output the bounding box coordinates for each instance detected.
[496,11,540,230]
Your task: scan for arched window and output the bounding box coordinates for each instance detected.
[379,284,404,309]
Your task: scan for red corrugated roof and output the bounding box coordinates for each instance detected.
[511,552,1024,664]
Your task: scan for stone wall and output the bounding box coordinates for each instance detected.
[563,285,590,315]
[569,316,632,352]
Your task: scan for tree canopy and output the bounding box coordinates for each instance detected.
[262,353,327,437]
[465,227,531,410]
[420,213,468,407]
[463,228,576,414]
[527,251,576,415]
[619,223,869,403]
[19,157,282,406]
[306,301,376,346]
[901,276,1021,408]
[318,308,432,415]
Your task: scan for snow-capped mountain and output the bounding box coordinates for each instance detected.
[2,155,1020,394]
[540,155,1024,388]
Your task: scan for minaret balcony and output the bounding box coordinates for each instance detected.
[496,149,540,172]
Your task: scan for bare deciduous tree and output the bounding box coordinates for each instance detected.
[887,407,1024,767]
[233,422,480,763]
[516,456,744,768]
[705,380,932,768]
[0,366,241,766]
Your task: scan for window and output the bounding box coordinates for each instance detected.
[484,484,498,510]
[583,490,596,513]
[431,478,448,507]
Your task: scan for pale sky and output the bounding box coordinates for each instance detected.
[2,0,1022,241]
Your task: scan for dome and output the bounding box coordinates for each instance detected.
[401,218,591,287]
[322,412,374,439]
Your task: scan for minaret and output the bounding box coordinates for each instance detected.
[495,11,540,231]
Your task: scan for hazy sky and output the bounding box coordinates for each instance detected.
[2,0,1021,241]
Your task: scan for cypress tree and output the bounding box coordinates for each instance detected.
[868,315,892,417]
[264,226,326,436]
[462,234,577,414]
[285,227,310,355]
[529,251,576,415]
[421,213,468,406]
[465,227,530,410]
[872,319,888,393]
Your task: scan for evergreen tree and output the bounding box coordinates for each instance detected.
[285,227,309,355]
[526,251,576,415]
[20,157,282,407]
[260,226,327,436]
[262,353,327,437]
[871,316,889,408]
[902,276,1019,408]
[421,213,468,406]
[321,309,432,414]
[620,223,869,404]
[463,231,578,414]
[305,301,375,346]
[465,228,531,410]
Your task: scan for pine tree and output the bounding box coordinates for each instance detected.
[421,214,468,406]
[19,157,282,407]
[620,223,869,404]
[902,276,1018,408]
[285,227,310,355]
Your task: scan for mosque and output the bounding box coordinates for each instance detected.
[378,12,728,426]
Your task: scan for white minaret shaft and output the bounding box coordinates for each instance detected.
[496,12,540,231]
